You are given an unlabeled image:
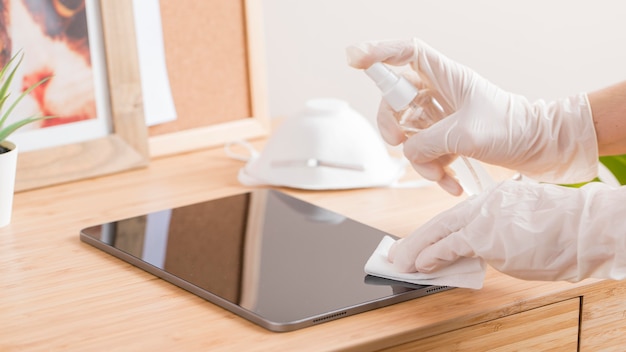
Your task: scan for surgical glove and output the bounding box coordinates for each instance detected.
[388,180,626,282]
[347,39,599,195]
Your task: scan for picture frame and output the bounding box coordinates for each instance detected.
[14,0,149,192]
[145,0,270,158]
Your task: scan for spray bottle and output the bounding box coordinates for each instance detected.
[364,62,487,194]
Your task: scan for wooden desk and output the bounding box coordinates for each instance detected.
[2,144,625,351]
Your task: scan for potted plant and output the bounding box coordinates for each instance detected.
[0,51,52,227]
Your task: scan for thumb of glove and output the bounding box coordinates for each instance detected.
[414,231,476,273]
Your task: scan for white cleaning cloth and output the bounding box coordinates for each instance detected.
[365,236,486,290]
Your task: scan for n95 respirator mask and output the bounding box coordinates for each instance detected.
[226,98,406,190]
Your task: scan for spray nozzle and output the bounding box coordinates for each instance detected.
[364,63,418,112]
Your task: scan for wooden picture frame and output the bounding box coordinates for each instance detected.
[15,0,150,192]
[146,0,270,158]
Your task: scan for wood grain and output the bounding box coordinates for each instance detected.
[579,280,626,350]
[2,142,624,351]
[380,298,580,351]
[15,0,150,191]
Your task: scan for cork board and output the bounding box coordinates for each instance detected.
[148,0,269,157]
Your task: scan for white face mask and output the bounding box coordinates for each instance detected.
[225,98,406,190]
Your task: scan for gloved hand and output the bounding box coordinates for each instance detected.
[346,38,599,195]
[388,180,626,282]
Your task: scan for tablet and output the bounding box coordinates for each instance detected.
[80,189,452,332]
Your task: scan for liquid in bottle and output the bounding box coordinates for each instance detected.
[364,62,485,193]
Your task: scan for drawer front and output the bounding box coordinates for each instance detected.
[381,298,580,351]
[579,281,626,350]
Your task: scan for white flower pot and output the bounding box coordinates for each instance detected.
[0,140,17,228]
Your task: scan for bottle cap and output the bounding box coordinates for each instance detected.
[365,63,418,112]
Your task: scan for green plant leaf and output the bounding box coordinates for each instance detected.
[0,76,50,132]
[599,155,626,185]
[0,50,22,96]
[563,155,626,188]
[560,178,601,188]
[0,51,25,128]
[0,50,54,140]
[0,116,52,141]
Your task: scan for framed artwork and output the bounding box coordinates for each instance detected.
[145,0,270,157]
[6,0,149,191]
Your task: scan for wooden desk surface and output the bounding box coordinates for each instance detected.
[0,143,607,351]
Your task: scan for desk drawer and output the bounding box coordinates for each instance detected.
[579,280,626,350]
[380,298,580,351]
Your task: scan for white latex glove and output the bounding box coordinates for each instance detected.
[389,180,626,282]
[347,38,599,195]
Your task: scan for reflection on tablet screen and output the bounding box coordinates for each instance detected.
[80,189,452,331]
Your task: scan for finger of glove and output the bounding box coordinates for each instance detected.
[376,100,406,145]
[388,199,476,272]
[413,231,475,273]
[406,150,456,181]
[346,39,417,69]
[347,39,469,110]
[407,153,463,196]
[404,114,466,164]
[411,38,469,108]
[437,174,464,196]
[414,181,530,273]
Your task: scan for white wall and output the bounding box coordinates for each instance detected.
[261,0,626,126]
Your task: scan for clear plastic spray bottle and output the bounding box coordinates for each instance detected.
[364,62,485,194]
